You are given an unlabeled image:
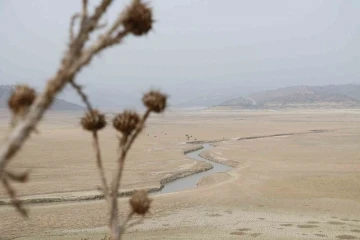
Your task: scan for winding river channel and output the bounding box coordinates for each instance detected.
[156,143,232,195]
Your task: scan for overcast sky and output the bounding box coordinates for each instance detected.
[0,0,359,109]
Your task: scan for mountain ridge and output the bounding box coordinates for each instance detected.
[215,84,360,109]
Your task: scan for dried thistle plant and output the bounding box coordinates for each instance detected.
[80,90,166,239]
[8,85,36,115]
[113,110,141,136]
[0,0,165,239]
[81,109,107,131]
[142,90,167,113]
[129,189,152,215]
[121,0,153,36]
[8,85,37,130]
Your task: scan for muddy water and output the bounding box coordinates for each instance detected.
[157,144,232,194]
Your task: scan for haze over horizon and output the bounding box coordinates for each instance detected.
[1,0,359,110]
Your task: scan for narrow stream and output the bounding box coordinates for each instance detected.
[156,143,232,194]
[0,144,232,206]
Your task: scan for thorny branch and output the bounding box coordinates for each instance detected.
[69,80,109,199]
[92,130,109,198]
[70,13,80,42]
[1,0,163,239]
[69,81,92,111]
[81,0,88,27]
[108,109,151,239]
[0,0,115,179]
[95,21,108,31]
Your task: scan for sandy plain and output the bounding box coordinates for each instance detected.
[0,109,360,239]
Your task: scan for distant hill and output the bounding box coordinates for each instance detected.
[217,96,257,108]
[0,85,84,111]
[215,84,360,109]
[172,92,239,109]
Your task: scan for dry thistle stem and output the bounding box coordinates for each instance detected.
[113,110,141,135]
[0,1,158,239]
[121,0,153,36]
[129,190,152,215]
[8,85,36,115]
[81,110,107,131]
[142,90,167,113]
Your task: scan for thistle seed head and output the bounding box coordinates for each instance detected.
[142,90,167,113]
[8,85,36,114]
[113,110,141,135]
[121,0,153,36]
[80,110,106,131]
[129,190,151,215]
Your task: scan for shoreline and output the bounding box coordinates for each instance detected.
[186,129,329,145]
[0,130,329,206]
[0,145,214,206]
[198,150,238,168]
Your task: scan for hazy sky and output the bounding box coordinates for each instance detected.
[0,0,359,109]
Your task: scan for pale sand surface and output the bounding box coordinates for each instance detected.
[1,109,360,239]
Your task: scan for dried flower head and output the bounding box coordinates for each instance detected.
[142,90,167,113]
[129,190,151,215]
[8,85,36,114]
[121,0,153,36]
[81,110,106,131]
[113,110,141,135]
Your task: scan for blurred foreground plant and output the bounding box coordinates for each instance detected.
[80,90,166,239]
[0,0,166,239]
